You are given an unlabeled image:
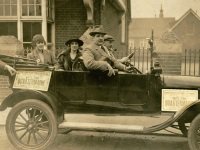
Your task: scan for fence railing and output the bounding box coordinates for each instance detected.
[129,48,200,76]
[182,49,200,76]
[129,47,151,73]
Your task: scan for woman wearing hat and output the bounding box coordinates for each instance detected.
[27,34,56,65]
[56,38,86,71]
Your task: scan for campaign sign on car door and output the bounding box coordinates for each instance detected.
[162,89,198,112]
[13,71,52,91]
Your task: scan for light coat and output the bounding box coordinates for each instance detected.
[27,49,56,65]
[83,44,125,71]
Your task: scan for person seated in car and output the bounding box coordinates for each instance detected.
[82,26,129,77]
[103,34,130,63]
[56,38,86,71]
[27,34,56,66]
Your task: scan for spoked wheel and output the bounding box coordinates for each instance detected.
[6,99,57,150]
[188,114,200,150]
[178,121,189,137]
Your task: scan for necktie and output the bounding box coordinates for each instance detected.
[101,46,111,57]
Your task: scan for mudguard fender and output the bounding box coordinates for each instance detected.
[0,89,64,123]
[144,100,200,133]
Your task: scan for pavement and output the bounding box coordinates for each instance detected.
[0,125,189,150]
[0,88,12,125]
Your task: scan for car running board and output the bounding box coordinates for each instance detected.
[59,122,144,133]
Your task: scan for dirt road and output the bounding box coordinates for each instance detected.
[0,125,189,150]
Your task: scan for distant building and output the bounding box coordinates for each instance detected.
[129,7,200,52]
[129,7,200,75]
[169,9,200,50]
[129,5,176,50]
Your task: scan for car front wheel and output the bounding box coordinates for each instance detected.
[6,99,57,150]
[188,114,200,150]
[178,121,189,137]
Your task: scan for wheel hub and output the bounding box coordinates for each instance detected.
[27,120,37,131]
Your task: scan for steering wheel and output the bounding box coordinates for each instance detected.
[123,62,142,74]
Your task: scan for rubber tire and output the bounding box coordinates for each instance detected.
[178,121,188,137]
[6,99,57,150]
[188,114,200,150]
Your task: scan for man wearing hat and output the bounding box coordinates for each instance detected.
[56,38,86,71]
[103,34,130,63]
[82,26,128,77]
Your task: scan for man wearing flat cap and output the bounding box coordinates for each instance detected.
[82,26,128,77]
[104,34,130,63]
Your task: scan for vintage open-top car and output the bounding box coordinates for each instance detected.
[0,54,200,150]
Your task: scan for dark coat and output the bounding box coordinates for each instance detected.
[0,60,6,70]
[0,60,13,76]
[0,60,7,75]
[56,50,86,71]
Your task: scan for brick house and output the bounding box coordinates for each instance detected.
[169,9,200,50]
[0,0,131,88]
[129,6,176,50]
[0,0,131,57]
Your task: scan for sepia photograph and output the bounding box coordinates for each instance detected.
[0,0,200,149]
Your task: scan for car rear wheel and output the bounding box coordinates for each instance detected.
[6,99,57,150]
[188,114,200,150]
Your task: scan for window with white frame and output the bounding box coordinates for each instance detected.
[0,0,17,16]
[0,22,17,37]
[0,0,54,56]
[121,14,125,43]
[22,0,41,16]
[47,0,53,21]
[47,23,52,43]
[23,22,41,49]
[47,0,53,49]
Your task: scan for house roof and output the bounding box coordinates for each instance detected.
[170,9,200,31]
[129,17,176,39]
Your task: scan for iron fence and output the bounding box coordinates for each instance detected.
[129,48,200,76]
[128,47,151,73]
[182,49,200,76]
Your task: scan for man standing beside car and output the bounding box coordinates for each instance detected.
[82,26,128,77]
[0,60,16,76]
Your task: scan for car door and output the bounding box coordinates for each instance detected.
[118,73,148,107]
[85,71,118,103]
[53,71,86,103]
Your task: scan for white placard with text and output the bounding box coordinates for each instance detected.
[162,89,198,111]
[13,71,52,91]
